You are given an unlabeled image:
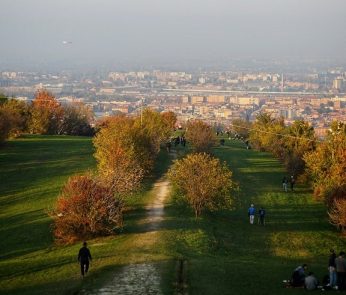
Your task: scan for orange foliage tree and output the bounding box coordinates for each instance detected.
[51,174,123,244]
[185,120,217,153]
[29,90,64,134]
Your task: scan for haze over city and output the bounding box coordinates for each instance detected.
[1,0,346,70]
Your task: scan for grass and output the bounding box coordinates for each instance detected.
[1,135,345,294]
[161,139,346,294]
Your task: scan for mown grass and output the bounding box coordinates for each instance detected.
[161,138,346,294]
[0,135,174,295]
[1,135,345,295]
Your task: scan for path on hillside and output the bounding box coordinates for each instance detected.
[80,176,172,295]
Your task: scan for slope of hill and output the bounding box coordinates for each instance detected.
[0,136,345,295]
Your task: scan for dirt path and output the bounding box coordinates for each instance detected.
[80,177,171,295]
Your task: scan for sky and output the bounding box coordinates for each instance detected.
[1,0,346,69]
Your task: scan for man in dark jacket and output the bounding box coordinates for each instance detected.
[78,241,92,277]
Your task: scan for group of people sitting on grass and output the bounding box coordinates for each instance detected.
[284,250,346,291]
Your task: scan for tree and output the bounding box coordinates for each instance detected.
[284,120,316,175]
[134,108,171,154]
[29,90,64,134]
[304,121,346,205]
[0,108,12,145]
[168,153,235,217]
[60,102,94,136]
[185,120,217,153]
[93,115,151,193]
[1,99,31,137]
[51,174,123,244]
[161,111,177,130]
[249,112,286,157]
[328,198,346,234]
[230,119,252,140]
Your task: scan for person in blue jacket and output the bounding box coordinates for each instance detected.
[248,204,256,224]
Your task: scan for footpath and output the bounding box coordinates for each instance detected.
[80,177,171,295]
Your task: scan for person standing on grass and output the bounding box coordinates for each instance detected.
[248,204,256,224]
[78,241,92,278]
[335,251,346,290]
[282,176,288,192]
[258,207,266,225]
[328,249,337,288]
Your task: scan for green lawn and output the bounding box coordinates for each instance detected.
[162,139,346,294]
[0,135,345,295]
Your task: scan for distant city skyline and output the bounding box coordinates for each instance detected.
[1,0,346,70]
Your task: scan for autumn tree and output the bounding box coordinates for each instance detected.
[168,153,235,217]
[51,174,123,244]
[60,102,94,136]
[0,108,12,145]
[134,108,172,154]
[283,120,316,175]
[185,120,217,153]
[328,198,346,234]
[230,119,252,139]
[249,112,286,157]
[161,111,177,130]
[304,121,346,206]
[1,99,31,137]
[93,115,152,194]
[29,90,64,134]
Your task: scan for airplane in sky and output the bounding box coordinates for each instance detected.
[62,41,72,45]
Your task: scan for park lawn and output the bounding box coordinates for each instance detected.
[162,139,346,295]
[0,135,174,295]
[1,135,345,295]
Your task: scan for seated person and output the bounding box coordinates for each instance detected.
[305,272,319,290]
[291,264,308,287]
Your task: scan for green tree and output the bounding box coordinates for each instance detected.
[168,153,235,217]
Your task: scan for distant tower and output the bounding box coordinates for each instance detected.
[281,73,284,92]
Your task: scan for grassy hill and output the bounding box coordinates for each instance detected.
[0,135,345,294]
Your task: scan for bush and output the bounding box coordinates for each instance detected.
[168,153,235,217]
[0,108,12,144]
[328,197,346,234]
[185,120,217,153]
[51,174,123,244]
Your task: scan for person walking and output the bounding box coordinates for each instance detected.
[335,251,346,290]
[248,204,256,224]
[328,249,337,288]
[78,241,92,278]
[258,207,266,226]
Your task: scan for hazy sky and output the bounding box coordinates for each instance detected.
[1,0,346,68]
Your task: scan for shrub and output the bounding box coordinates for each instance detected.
[328,197,346,234]
[168,153,235,217]
[185,120,217,153]
[51,174,123,244]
